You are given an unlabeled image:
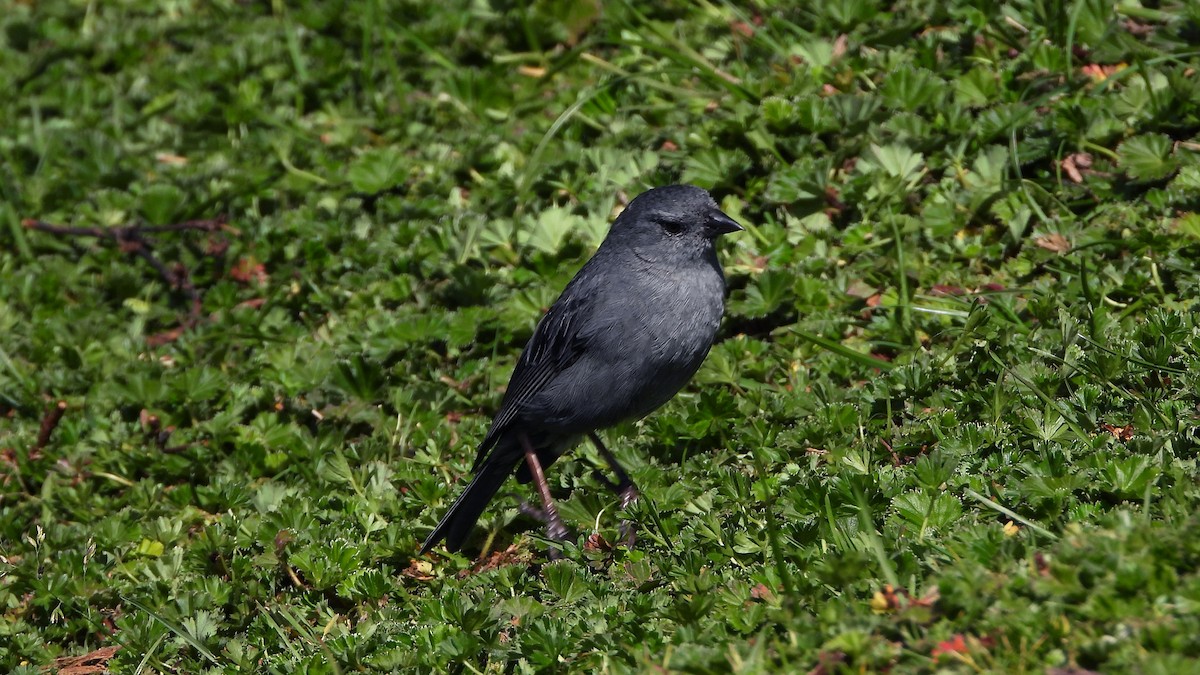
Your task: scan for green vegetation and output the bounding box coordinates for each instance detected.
[3,1,1200,672]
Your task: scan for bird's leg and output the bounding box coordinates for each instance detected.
[516,502,547,521]
[589,432,639,507]
[518,432,572,547]
[588,432,639,547]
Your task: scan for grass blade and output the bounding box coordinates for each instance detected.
[791,328,897,371]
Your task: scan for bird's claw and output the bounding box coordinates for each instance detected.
[619,484,640,510]
[518,501,547,521]
[617,520,637,548]
[519,501,573,548]
[546,518,571,543]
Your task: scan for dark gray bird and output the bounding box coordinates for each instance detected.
[421,184,741,553]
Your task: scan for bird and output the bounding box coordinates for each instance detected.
[421,184,742,554]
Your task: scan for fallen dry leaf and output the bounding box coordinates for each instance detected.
[844,280,876,299]
[806,651,847,675]
[1101,423,1134,441]
[1034,233,1071,253]
[911,585,940,607]
[1122,19,1154,36]
[583,531,611,553]
[730,21,754,38]
[154,152,188,166]
[1081,62,1125,82]
[1035,551,1051,577]
[1062,152,1093,183]
[869,584,902,613]
[930,284,967,297]
[146,326,188,347]
[832,34,848,60]
[52,646,121,675]
[229,256,268,285]
[461,544,529,577]
[824,185,845,214]
[750,583,776,603]
[401,558,436,582]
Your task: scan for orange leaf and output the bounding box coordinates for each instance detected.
[932,634,968,659]
[230,257,268,285]
[1101,423,1134,441]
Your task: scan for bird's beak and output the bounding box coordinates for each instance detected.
[707,211,743,236]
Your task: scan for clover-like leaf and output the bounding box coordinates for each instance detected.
[881,66,944,110]
[348,147,407,193]
[139,183,185,225]
[1118,133,1177,182]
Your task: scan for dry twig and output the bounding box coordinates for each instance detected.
[34,400,68,455]
[22,216,231,345]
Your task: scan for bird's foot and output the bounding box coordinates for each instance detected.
[591,470,640,511]
[619,484,640,510]
[518,501,573,547]
[615,486,640,548]
[617,520,637,549]
[518,501,547,522]
[545,516,571,543]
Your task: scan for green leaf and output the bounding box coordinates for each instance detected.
[954,68,999,107]
[347,147,407,193]
[139,183,185,225]
[868,144,924,181]
[1100,456,1159,499]
[792,96,838,132]
[738,270,793,317]
[542,561,590,603]
[791,328,896,370]
[1175,212,1200,240]
[681,148,750,189]
[881,66,944,110]
[764,162,822,204]
[520,203,582,254]
[134,538,165,557]
[893,491,962,533]
[760,96,798,129]
[1119,133,1177,182]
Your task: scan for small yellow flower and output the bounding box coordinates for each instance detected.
[1002,521,1020,537]
[869,591,891,613]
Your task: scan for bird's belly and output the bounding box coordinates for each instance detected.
[622,307,720,416]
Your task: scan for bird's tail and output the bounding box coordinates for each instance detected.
[420,453,519,553]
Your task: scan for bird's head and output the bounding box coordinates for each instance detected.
[604,184,742,264]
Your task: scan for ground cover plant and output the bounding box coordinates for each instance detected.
[2,0,1199,672]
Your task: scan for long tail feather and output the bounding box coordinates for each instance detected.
[421,453,518,553]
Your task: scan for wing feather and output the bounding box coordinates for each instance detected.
[470,267,600,469]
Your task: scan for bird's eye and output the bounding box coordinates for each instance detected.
[659,219,685,235]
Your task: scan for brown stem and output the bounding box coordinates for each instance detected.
[22,216,228,344]
[34,401,67,453]
[21,216,228,238]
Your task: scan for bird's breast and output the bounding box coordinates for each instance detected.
[614,262,726,406]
